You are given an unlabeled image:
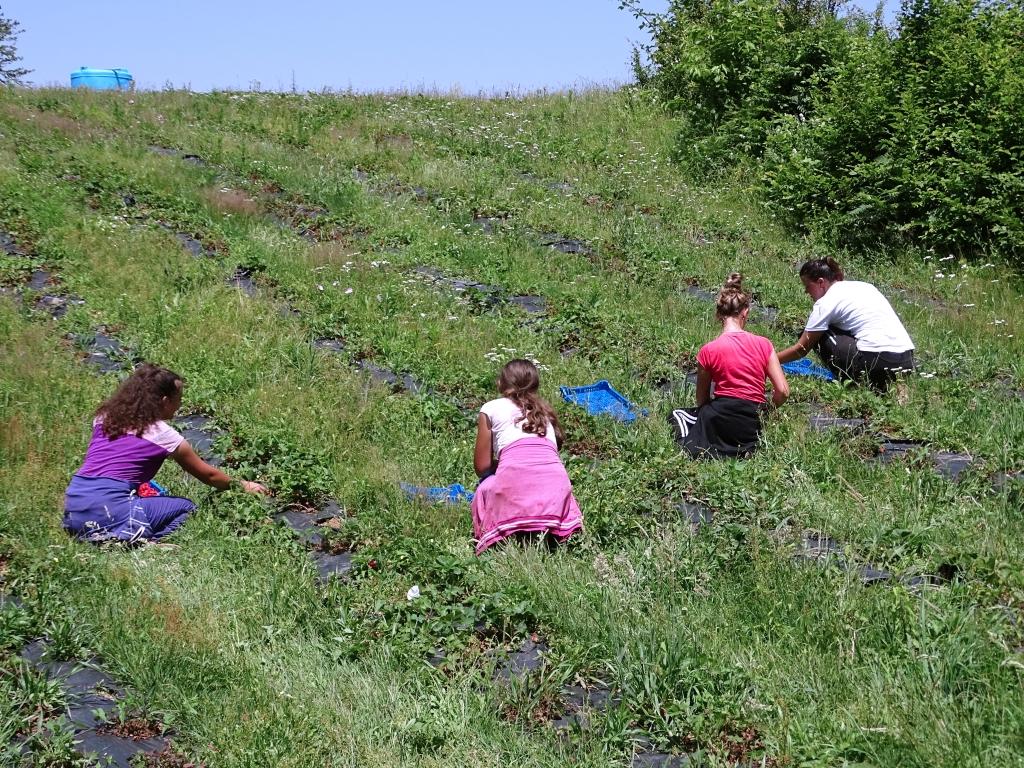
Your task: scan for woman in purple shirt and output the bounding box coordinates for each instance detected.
[64,364,268,543]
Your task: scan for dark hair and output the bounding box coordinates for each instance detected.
[96,364,182,439]
[716,272,751,320]
[799,257,844,282]
[498,359,564,445]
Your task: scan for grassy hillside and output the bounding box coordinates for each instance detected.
[0,87,1022,767]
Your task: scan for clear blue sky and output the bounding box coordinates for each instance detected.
[5,1,898,93]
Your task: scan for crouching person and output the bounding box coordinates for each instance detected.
[471,359,582,554]
[64,364,268,543]
[778,257,915,391]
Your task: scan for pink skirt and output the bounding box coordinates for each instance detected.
[471,437,583,555]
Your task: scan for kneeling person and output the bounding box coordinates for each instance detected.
[64,364,268,543]
[672,273,789,458]
[471,359,582,554]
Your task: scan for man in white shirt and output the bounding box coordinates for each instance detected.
[778,258,915,391]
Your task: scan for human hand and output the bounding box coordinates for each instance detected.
[240,480,270,495]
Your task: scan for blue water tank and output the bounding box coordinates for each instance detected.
[70,67,133,90]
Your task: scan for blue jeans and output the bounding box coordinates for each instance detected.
[63,475,195,543]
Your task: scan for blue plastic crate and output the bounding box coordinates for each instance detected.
[782,359,834,381]
[560,380,646,423]
[400,482,474,504]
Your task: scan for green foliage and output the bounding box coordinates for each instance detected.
[0,7,30,86]
[0,602,33,653]
[616,635,751,748]
[335,542,539,661]
[0,251,30,283]
[8,719,84,767]
[763,0,1024,259]
[226,424,334,502]
[40,616,90,662]
[632,0,1024,260]
[625,0,851,172]
[5,660,66,724]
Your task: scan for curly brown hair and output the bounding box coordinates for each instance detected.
[498,359,564,446]
[715,272,751,320]
[96,364,183,439]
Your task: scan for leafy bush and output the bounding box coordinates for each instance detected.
[625,0,852,172]
[333,542,540,660]
[616,632,754,748]
[630,0,1024,260]
[226,425,334,502]
[0,603,34,653]
[762,0,1024,258]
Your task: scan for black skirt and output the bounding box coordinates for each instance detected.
[670,397,763,459]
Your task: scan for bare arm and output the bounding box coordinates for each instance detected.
[473,413,496,478]
[695,364,713,407]
[765,351,790,408]
[777,330,824,364]
[550,412,564,451]
[171,441,269,495]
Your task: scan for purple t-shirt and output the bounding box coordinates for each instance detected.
[76,418,184,485]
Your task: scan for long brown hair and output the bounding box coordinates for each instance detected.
[498,359,564,445]
[799,256,844,282]
[716,272,751,320]
[96,364,182,439]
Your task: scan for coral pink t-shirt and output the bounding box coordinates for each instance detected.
[696,331,774,403]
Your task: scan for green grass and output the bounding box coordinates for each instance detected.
[0,86,1021,767]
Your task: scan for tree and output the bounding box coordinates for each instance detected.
[622,0,851,166]
[0,6,30,86]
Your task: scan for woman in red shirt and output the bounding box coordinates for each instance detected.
[671,273,789,458]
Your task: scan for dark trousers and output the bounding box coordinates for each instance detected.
[670,397,763,459]
[816,326,915,391]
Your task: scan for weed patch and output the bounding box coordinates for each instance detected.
[1,87,1022,767]
[202,187,263,218]
[172,414,225,467]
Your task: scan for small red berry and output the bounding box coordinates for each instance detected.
[368,558,378,570]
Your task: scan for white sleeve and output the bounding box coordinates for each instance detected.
[143,420,185,453]
[479,400,496,423]
[805,296,834,332]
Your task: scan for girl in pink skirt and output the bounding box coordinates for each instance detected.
[471,359,583,554]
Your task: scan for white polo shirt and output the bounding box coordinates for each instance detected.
[805,280,914,353]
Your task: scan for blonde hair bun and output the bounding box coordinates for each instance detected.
[724,272,743,290]
[716,272,751,319]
